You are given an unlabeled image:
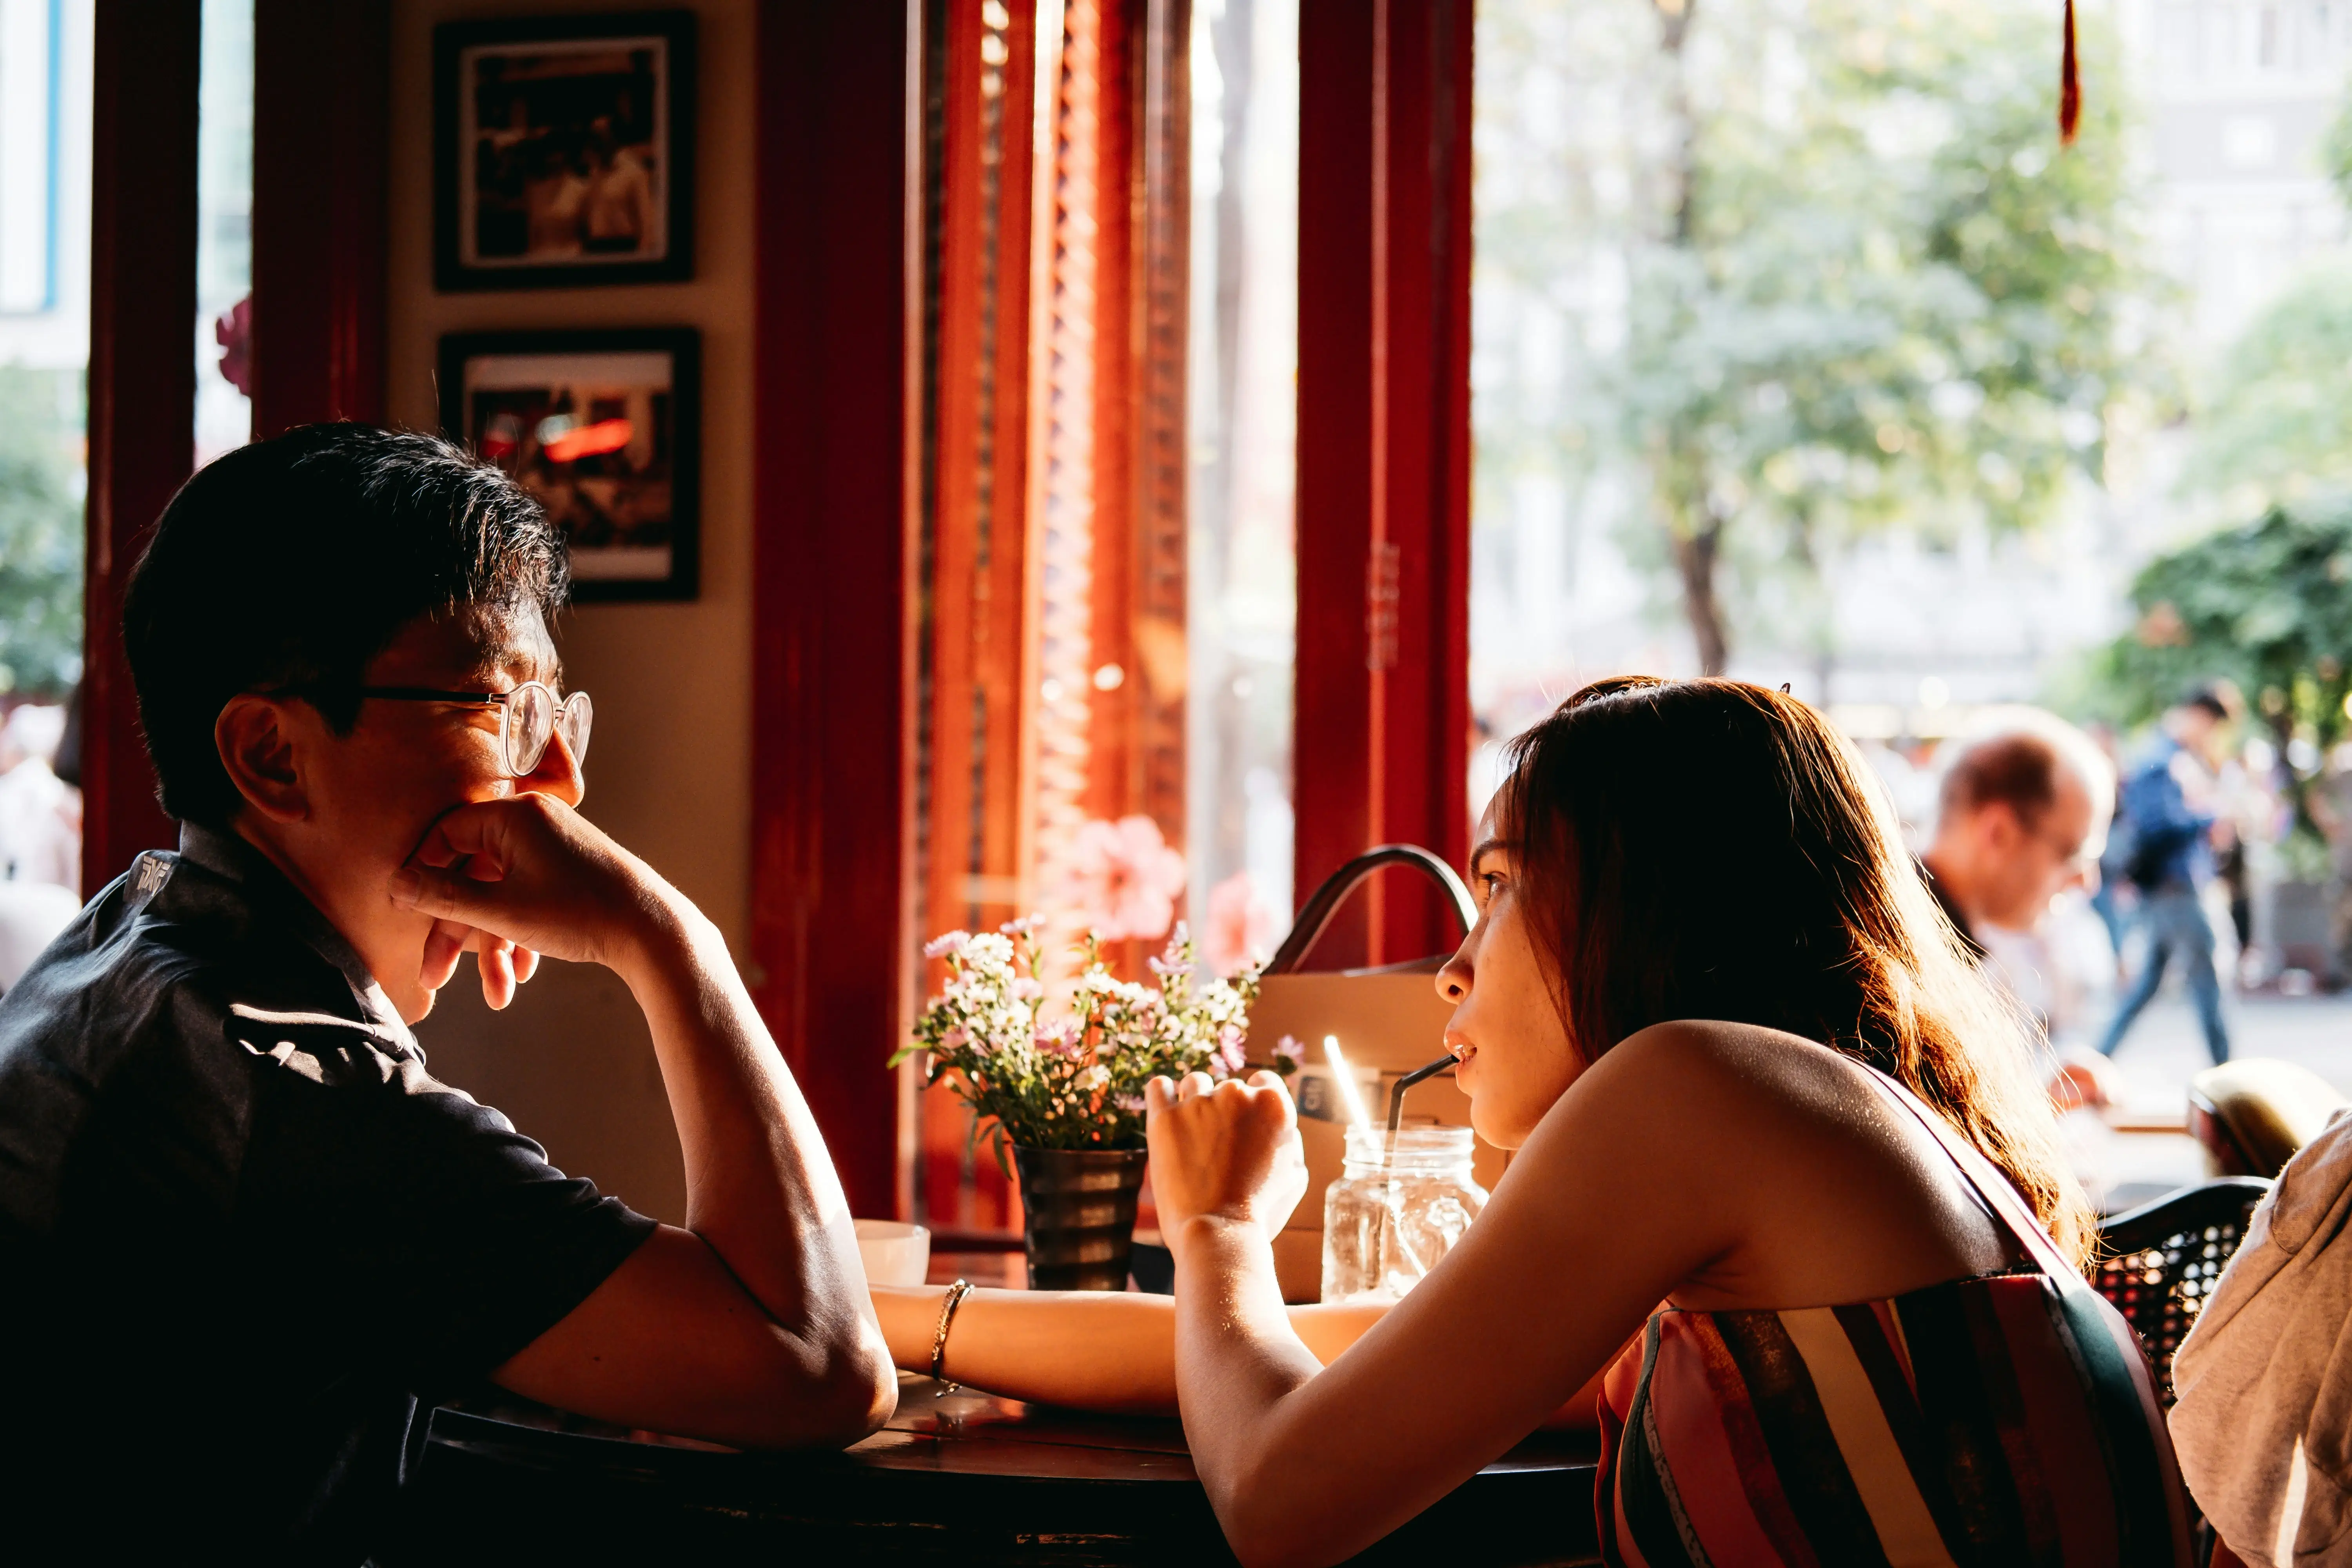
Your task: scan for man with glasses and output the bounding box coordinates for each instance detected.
[1922,717,2114,962]
[0,426,893,1561]
[1921,716,2119,1111]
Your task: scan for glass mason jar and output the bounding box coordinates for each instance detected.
[1321,1125,1488,1305]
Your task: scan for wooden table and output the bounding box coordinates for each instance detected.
[392,1373,1601,1566]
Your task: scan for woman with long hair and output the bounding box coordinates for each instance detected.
[873,679,2189,1566]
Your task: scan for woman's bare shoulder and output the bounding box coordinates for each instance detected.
[1570,1019,1896,1140]
[1594,1017,1868,1089]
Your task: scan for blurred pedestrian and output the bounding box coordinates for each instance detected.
[2084,721,2131,956]
[0,703,77,892]
[2098,682,2243,1065]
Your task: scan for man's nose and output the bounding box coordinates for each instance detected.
[526,728,587,807]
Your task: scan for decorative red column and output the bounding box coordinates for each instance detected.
[251,0,388,437]
[1294,0,1476,964]
[751,0,916,1221]
[83,0,201,895]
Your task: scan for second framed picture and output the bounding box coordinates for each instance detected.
[440,328,701,603]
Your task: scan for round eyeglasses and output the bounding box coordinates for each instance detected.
[356,682,593,777]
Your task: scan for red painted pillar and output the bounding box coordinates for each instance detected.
[83,0,200,895]
[251,0,388,437]
[751,0,915,1221]
[1294,0,1475,965]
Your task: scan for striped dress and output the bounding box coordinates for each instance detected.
[1596,1069,2194,1567]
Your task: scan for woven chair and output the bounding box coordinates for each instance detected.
[2091,1177,2273,1405]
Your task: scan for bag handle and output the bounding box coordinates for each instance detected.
[1264,845,1478,976]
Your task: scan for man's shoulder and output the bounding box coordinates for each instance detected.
[0,848,409,1095]
[2126,737,2180,780]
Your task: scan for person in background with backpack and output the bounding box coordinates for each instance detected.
[2097,681,2243,1065]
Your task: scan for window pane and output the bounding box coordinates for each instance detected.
[1187,0,1298,933]
[0,0,89,900]
[195,0,250,465]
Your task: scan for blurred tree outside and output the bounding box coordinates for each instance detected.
[1476,0,2170,675]
[2088,504,2352,861]
[0,367,87,701]
[2071,98,2352,878]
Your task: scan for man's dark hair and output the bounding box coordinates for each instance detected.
[2180,681,2244,724]
[124,425,568,827]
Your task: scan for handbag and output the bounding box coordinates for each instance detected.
[1247,846,1507,1301]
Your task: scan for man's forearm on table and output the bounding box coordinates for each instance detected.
[620,910,870,1336]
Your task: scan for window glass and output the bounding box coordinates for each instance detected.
[1186,0,1298,933]
[1470,0,2352,1093]
[0,0,90,899]
[195,0,251,465]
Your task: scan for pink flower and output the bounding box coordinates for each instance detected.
[1273,1034,1305,1069]
[1011,977,1044,1002]
[1062,815,1187,942]
[940,1026,969,1051]
[1036,1020,1085,1057]
[923,931,971,960]
[1202,871,1279,976]
[215,295,253,396]
[1216,1025,1247,1076]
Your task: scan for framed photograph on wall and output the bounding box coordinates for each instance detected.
[434,13,695,290]
[440,328,701,602]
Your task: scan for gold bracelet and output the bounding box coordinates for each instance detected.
[929,1278,975,1396]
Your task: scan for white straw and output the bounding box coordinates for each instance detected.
[1324,1036,1374,1132]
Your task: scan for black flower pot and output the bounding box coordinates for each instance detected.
[1011,1145,1150,1291]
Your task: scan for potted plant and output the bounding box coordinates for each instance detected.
[896,921,1294,1289]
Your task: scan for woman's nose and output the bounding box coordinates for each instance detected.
[1436,949,1471,1004]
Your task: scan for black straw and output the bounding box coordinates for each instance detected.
[1385,1053,1459,1147]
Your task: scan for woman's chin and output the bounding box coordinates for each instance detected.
[1463,1093,1523,1150]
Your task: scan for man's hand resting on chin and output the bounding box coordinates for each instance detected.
[392,794,699,1003]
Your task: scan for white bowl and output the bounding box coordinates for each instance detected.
[854,1218,932,1287]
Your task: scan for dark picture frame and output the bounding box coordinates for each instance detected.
[439,328,702,602]
[434,12,695,291]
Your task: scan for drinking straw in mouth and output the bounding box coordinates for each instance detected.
[1323,1036,1374,1131]
[1385,1053,1458,1149]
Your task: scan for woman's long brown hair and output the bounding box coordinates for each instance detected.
[1499,676,2094,1269]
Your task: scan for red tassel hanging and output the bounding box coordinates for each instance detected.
[2058,0,2081,145]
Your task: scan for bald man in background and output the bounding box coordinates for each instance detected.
[1923,722,2114,958]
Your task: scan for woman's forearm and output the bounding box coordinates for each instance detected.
[1170,1217,1331,1553]
[875,1285,1181,1414]
[871,1285,1392,1417]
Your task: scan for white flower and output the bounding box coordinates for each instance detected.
[1076,1064,1110,1092]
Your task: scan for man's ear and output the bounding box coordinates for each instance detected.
[214,694,310,824]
